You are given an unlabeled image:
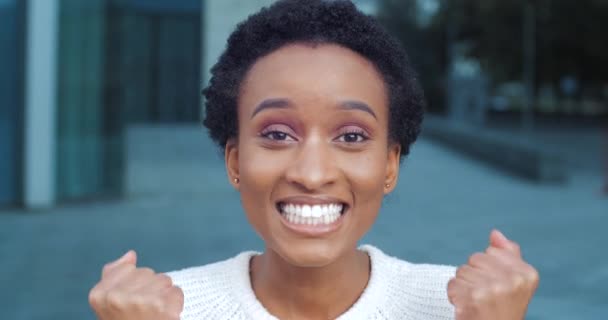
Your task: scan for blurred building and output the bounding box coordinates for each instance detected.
[1,0,201,209]
[0,0,25,208]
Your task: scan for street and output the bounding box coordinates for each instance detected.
[1,125,606,319]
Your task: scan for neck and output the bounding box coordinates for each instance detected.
[250,247,370,319]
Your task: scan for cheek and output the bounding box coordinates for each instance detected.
[340,149,388,214]
[342,148,388,190]
[237,144,287,216]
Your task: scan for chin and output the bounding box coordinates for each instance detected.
[271,239,347,268]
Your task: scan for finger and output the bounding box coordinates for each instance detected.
[455,265,476,284]
[163,285,185,317]
[447,277,472,306]
[102,250,137,278]
[456,264,494,285]
[485,246,524,268]
[96,263,138,293]
[468,251,509,273]
[489,229,521,257]
[119,267,157,293]
[140,273,174,294]
[487,247,540,290]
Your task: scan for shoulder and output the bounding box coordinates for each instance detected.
[363,245,456,319]
[165,251,256,319]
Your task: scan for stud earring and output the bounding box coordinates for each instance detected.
[234,178,240,184]
[385,183,390,188]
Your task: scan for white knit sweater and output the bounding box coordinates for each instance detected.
[167,245,456,319]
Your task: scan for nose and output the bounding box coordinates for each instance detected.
[285,135,338,192]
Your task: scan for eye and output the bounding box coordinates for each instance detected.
[263,131,293,141]
[260,124,297,142]
[336,130,369,143]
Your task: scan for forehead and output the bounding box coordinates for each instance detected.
[238,43,388,110]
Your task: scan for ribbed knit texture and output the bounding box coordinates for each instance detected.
[167,245,455,319]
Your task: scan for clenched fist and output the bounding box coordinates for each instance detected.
[89,251,184,320]
[447,230,539,320]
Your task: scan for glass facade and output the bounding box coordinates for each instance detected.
[112,0,202,123]
[55,0,201,200]
[56,0,120,200]
[0,0,23,207]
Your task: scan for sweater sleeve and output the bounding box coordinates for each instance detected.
[166,256,249,320]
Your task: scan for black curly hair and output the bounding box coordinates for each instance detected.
[203,0,425,159]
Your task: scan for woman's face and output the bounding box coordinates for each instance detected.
[226,43,401,267]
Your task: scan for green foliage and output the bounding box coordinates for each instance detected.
[378,0,608,97]
[377,0,447,113]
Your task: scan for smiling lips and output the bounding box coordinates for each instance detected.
[278,202,344,226]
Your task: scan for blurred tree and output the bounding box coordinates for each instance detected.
[377,0,448,113]
[379,0,608,110]
[437,0,608,91]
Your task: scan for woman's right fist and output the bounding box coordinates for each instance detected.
[88,251,184,320]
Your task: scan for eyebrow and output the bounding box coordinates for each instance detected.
[339,100,377,119]
[251,98,291,118]
[250,98,377,119]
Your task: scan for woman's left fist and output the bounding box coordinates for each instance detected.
[447,230,539,320]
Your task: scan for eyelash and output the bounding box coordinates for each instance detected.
[260,130,295,141]
[259,124,297,142]
[336,129,369,143]
[259,127,369,143]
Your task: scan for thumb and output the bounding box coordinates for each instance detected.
[102,250,137,277]
[489,229,521,256]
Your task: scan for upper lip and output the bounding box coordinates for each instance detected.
[276,195,349,207]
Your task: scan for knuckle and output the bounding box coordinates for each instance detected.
[157,274,173,287]
[102,263,129,278]
[170,286,185,306]
[525,265,540,285]
[511,272,527,290]
[130,295,153,313]
[148,297,165,312]
[447,277,456,291]
[455,307,466,317]
[446,278,458,304]
[458,263,469,270]
[138,267,155,277]
[455,265,466,278]
[490,282,507,296]
[88,286,103,308]
[106,290,127,310]
[468,252,484,266]
[470,288,490,304]
[168,285,184,298]
[101,264,111,275]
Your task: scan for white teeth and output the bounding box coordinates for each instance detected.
[312,206,322,218]
[302,206,312,218]
[280,203,344,225]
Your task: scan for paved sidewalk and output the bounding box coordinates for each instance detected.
[1,126,606,319]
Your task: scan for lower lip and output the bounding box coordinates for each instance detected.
[277,207,347,237]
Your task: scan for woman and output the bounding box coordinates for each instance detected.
[89,1,539,319]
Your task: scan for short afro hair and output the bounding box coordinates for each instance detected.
[203,0,425,159]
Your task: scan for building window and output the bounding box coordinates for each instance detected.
[0,0,24,207]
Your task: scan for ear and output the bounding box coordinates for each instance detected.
[225,138,240,189]
[384,143,401,194]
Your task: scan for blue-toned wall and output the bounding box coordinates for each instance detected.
[0,0,22,206]
[54,0,202,201]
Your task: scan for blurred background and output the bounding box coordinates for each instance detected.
[0,0,606,319]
